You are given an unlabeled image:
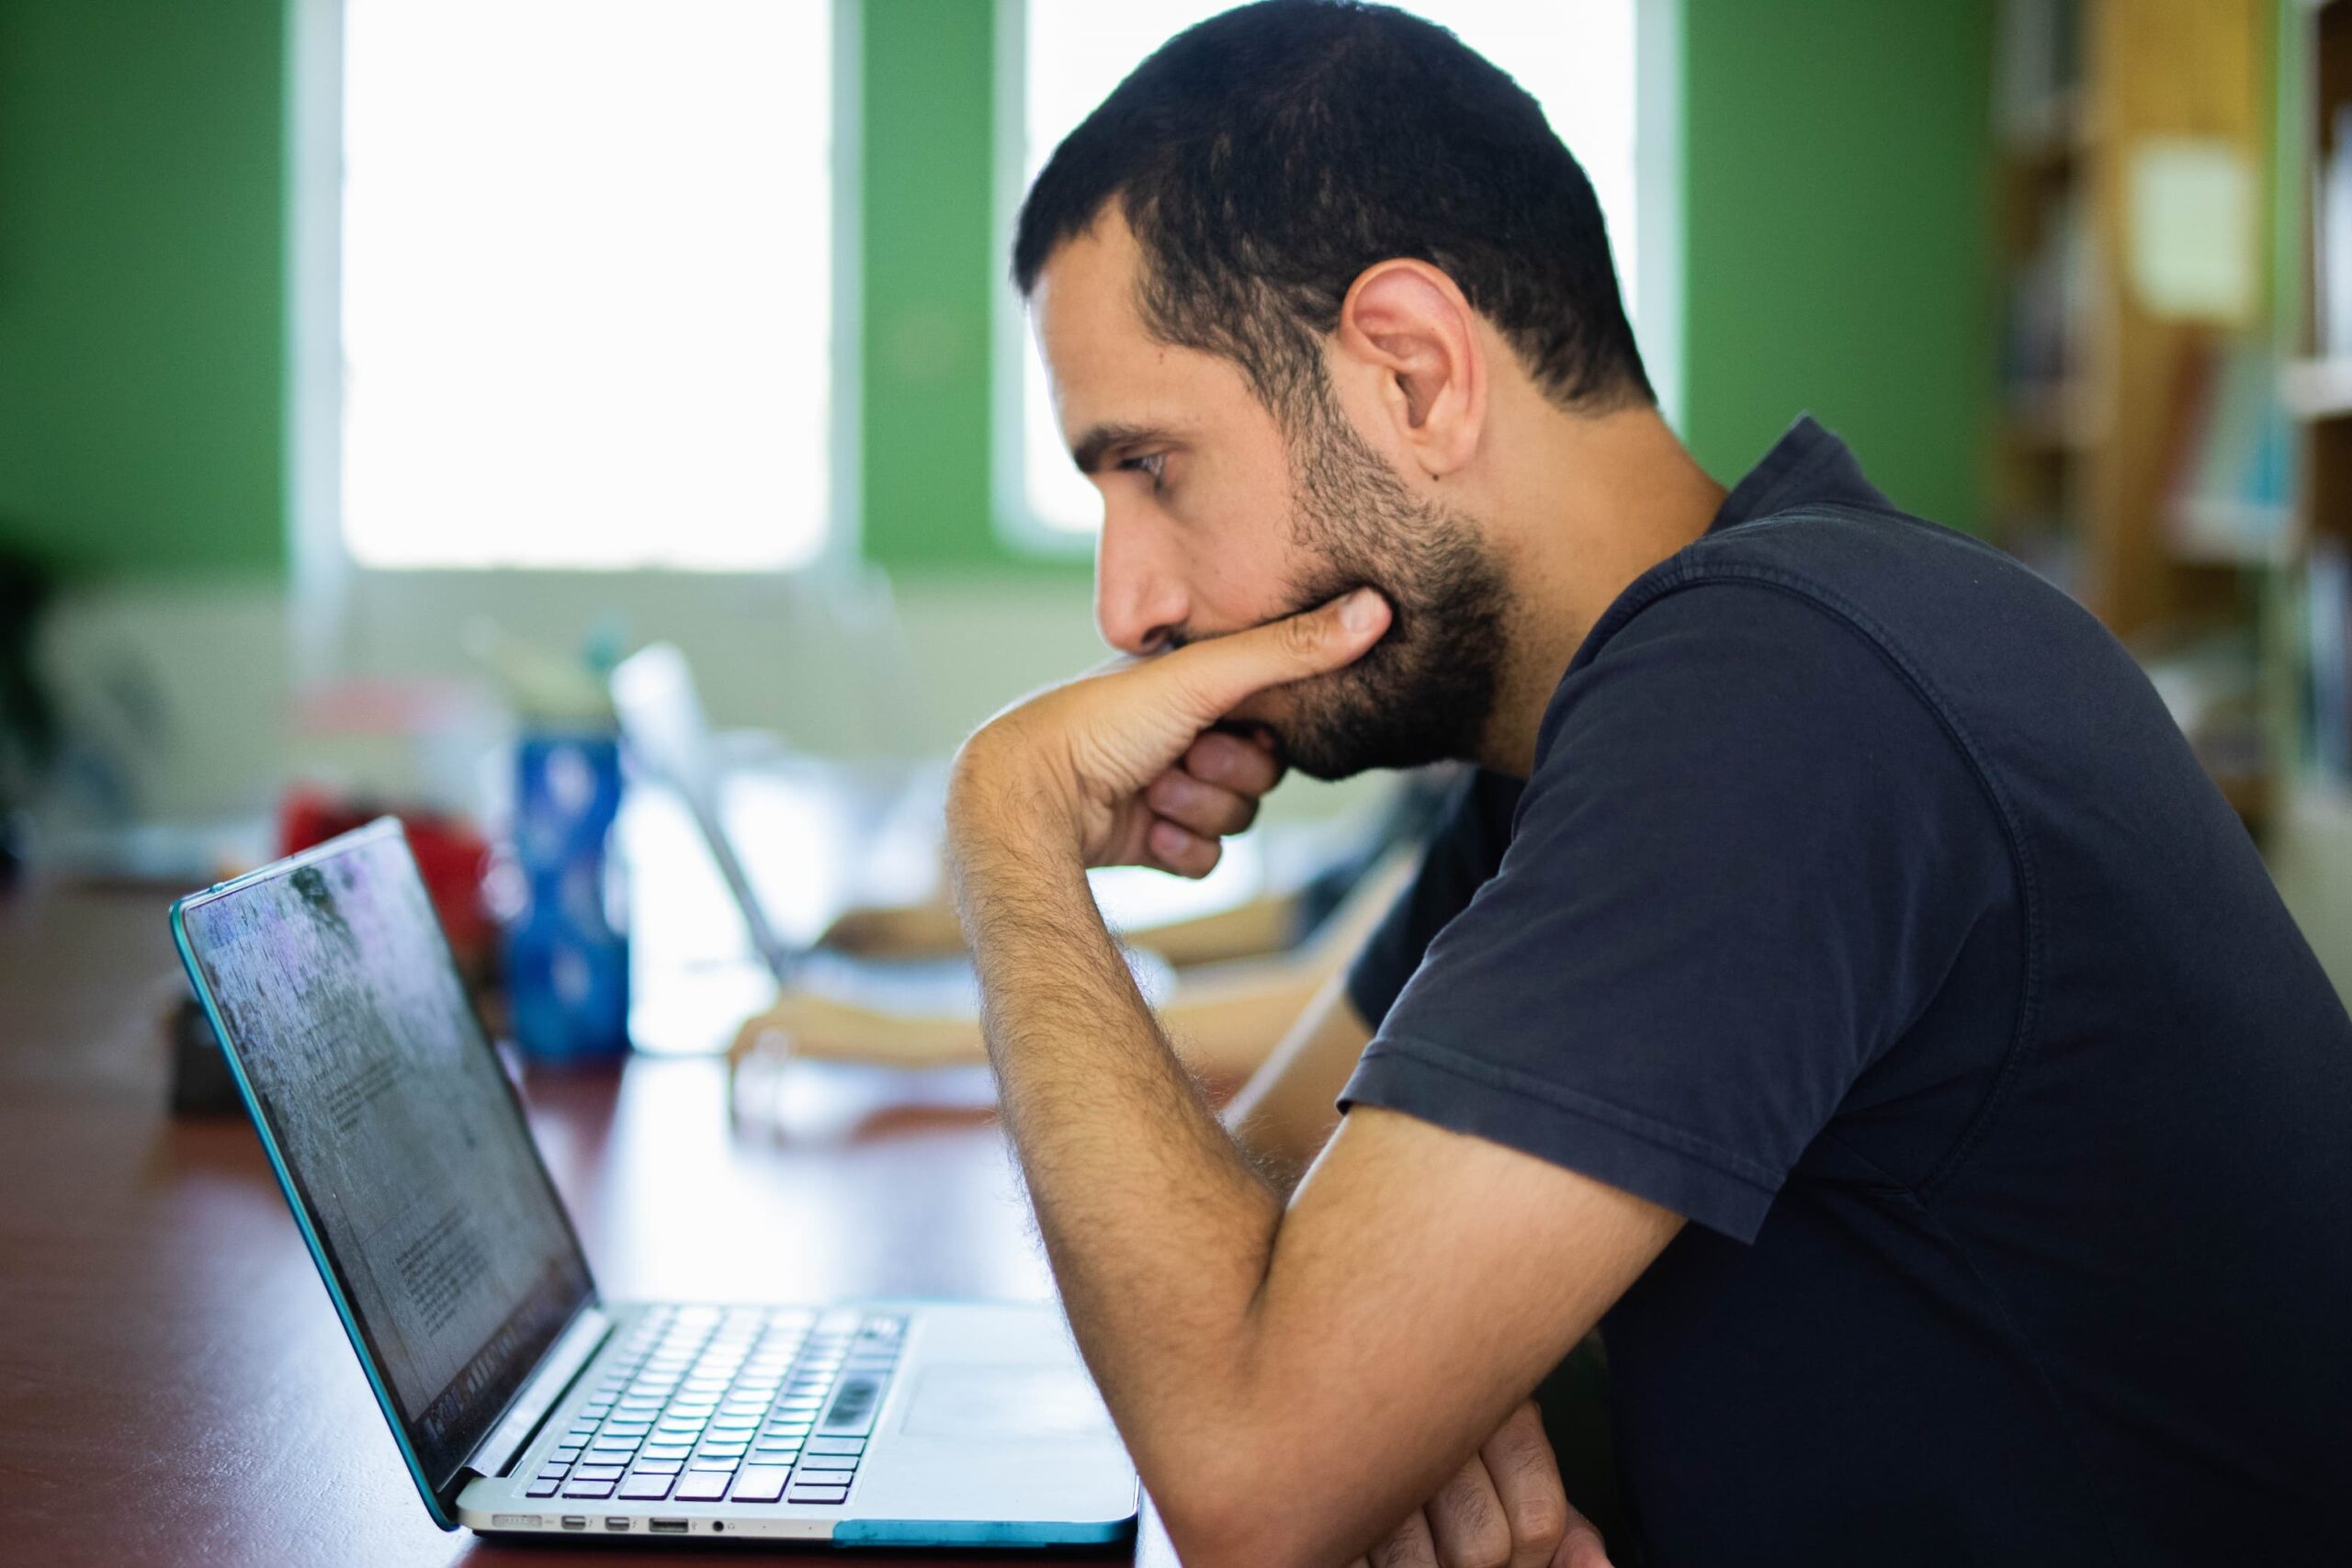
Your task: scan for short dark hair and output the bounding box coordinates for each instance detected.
[1012,0,1653,423]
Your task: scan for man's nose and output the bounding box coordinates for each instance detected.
[1093,514,1189,657]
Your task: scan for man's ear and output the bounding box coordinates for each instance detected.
[1333,260,1487,479]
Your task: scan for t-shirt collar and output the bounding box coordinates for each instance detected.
[1708,414,1894,534]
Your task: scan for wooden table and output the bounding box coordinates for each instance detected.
[0,884,1176,1566]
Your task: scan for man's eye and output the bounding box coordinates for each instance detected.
[1119,452,1168,489]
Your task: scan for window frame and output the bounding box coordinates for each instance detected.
[988,0,1096,561]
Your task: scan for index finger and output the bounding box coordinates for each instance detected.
[1157,587,1392,726]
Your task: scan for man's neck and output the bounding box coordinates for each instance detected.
[1476,402,1727,776]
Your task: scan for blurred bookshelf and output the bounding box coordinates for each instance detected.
[1993,0,2284,829]
[2290,0,2352,817]
[2274,0,2352,1003]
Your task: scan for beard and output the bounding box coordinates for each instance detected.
[1250,397,1513,782]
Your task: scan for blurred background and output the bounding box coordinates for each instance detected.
[3,0,2348,1044]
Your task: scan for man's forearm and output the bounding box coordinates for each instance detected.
[950,816,1283,1478]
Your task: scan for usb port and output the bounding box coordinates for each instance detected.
[650,1519,688,1534]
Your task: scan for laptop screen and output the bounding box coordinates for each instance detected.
[177,822,594,1492]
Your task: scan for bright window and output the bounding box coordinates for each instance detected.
[1010,0,1642,538]
[341,0,834,571]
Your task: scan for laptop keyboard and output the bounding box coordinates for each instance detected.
[523,1304,904,1508]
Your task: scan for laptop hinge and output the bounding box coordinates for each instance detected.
[466,1305,613,1480]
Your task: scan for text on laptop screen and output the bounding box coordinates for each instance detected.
[180,828,594,1489]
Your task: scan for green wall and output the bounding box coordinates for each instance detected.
[858,0,1028,572]
[1679,0,1998,535]
[0,0,288,579]
[0,0,2002,581]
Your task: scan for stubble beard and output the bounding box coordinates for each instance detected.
[1261,398,1514,782]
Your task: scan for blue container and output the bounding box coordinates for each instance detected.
[504,731,629,1061]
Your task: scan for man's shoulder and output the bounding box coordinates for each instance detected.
[1549,513,1972,750]
[1651,503,2053,639]
[1553,503,2115,761]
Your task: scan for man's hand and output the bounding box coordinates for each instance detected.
[947,588,1391,876]
[1352,1402,1612,1568]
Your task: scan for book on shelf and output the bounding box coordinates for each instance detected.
[1993,0,2082,154]
[2318,105,2352,361]
[2166,336,2296,564]
[2311,541,2352,788]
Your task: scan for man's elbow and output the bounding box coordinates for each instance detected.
[1159,1501,1327,1568]
[1152,1442,1357,1568]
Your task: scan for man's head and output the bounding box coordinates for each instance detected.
[1015,0,1651,779]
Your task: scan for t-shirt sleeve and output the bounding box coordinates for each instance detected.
[1339,581,2011,1242]
[1343,768,1525,1031]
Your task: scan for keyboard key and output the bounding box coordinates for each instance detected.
[633,1459,683,1474]
[550,1446,583,1462]
[804,1436,865,1455]
[796,1453,857,1472]
[617,1473,675,1500]
[561,1480,616,1499]
[729,1465,792,1503]
[526,1479,561,1498]
[640,1443,693,1461]
[819,1378,882,1436]
[786,1483,852,1505]
[572,1463,627,1482]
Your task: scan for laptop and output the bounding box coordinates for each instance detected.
[168,818,1138,1544]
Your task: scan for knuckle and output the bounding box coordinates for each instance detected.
[1463,1525,1512,1568]
[1370,1521,1437,1568]
[1510,1493,1569,1556]
[1435,1478,1510,1568]
[1281,610,1328,659]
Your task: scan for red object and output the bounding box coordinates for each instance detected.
[276,787,495,975]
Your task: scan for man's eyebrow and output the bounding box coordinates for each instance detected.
[1069,422,1173,476]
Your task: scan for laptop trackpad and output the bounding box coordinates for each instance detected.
[899,1365,1118,1442]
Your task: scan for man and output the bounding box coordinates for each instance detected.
[947,4,2352,1564]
